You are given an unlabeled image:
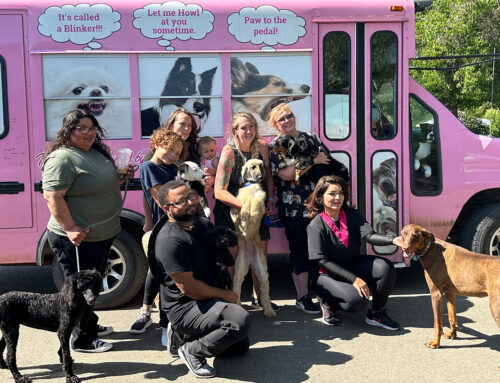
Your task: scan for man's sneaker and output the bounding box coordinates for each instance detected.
[178,344,216,379]
[97,325,114,337]
[161,327,168,348]
[73,339,113,353]
[296,295,321,314]
[321,301,342,326]
[130,311,152,334]
[167,322,180,358]
[365,308,400,331]
[250,297,280,312]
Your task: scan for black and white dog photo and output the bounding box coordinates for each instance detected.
[414,123,435,178]
[141,57,217,136]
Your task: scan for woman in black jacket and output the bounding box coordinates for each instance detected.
[306,176,400,330]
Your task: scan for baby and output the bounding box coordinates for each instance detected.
[198,136,219,193]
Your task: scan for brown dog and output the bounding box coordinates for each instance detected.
[397,223,500,349]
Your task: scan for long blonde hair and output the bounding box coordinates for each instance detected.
[228,112,261,159]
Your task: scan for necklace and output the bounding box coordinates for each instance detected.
[170,219,194,231]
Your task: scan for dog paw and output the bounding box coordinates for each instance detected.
[425,341,440,349]
[66,375,81,383]
[443,331,456,339]
[14,374,32,383]
[263,309,277,318]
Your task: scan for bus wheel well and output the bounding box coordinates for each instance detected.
[447,188,500,245]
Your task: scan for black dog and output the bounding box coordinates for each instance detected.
[0,269,103,383]
[204,226,237,290]
[275,134,349,183]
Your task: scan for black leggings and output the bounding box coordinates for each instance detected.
[313,256,396,312]
[143,270,168,327]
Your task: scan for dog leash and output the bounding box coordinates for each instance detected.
[74,166,139,272]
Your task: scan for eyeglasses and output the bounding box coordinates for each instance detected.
[277,113,294,124]
[74,125,97,134]
[166,191,198,208]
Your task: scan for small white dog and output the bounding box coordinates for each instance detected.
[230,159,276,318]
[176,161,211,218]
[44,66,130,139]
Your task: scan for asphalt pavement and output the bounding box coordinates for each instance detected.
[0,257,499,383]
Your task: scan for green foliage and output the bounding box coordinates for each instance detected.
[483,108,500,136]
[411,0,500,115]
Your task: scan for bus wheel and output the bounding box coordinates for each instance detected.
[459,203,500,256]
[52,229,148,308]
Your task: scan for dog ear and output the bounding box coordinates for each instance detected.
[171,57,192,75]
[177,163,188,175]
[230,57,249,93]
[244,61,259,75]
[61,273,78,307]
[422,228,435,243]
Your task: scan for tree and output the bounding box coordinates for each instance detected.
[410,0,500,115]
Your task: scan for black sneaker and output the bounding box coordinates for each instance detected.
[250,297,280,312]
[295,295,321,314]
[365,308,400,330]
[321,301,342,326]
[129,311,152,334]
[178,344,216,378]
[73,339,113,353]
[97,325,114,337]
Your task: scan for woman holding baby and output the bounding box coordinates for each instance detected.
[214,111,279,311]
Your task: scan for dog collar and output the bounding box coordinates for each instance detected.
[413,239,433,261]
[242,182,253,188]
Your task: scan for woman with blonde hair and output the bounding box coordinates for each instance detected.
[214,112,279,311]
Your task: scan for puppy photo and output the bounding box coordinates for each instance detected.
[43,61,131,140]
[373,157,397,208]
[231,56,310,134]
[176,161,211,218]
[140,57,218,136]
[414,123,435,178]
[397,224,500,349]
[0,269,103,383]
[230,159,276,318]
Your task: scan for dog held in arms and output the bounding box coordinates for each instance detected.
[396,224,500,349]
[176,161,211,218]
[203,226,238,291]
[230,159,276,318]
[0,269,103,383]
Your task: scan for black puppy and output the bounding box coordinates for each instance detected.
[0,269,103,383]
[289,135,349,183]
[204,226,237,290]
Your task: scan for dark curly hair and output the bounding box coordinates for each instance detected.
[43,109,114,164]
[306,175,350,218]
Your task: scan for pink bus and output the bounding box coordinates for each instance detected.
[1,0,499,308]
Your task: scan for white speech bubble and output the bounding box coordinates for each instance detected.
[38,4,121,50]
[133,2,214,50]
[228,5,306,47]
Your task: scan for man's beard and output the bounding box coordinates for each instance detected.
[170,208,199,223]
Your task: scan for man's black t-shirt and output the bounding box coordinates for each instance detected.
[153,217,220,321]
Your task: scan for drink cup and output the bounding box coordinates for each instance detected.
[116,148,132,175]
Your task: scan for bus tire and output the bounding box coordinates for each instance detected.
[459,203,500,256]
[52,229,148,308]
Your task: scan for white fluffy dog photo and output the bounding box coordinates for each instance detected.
[44,66,131,140]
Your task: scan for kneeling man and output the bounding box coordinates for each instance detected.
[148,180,251,379]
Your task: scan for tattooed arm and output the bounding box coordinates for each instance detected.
[214,145,243,209]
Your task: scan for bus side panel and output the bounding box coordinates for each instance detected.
[0,14,32,230]
[408,78,500,239]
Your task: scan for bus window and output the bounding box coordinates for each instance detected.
[42,55,132,140]
[409,95,442,195]
[139,55,222,138]
[0,56,7,139]
[370,31,397,140]
[323,32,350,140]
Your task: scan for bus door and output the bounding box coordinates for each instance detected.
[0,14,32,229]
[319,22,403,261]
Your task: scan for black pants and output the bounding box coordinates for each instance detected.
[314,256,396,312]
[171,299,251,358]
[47,230,114,347]
[143,270,168,328]
[282,217,313,275]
